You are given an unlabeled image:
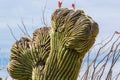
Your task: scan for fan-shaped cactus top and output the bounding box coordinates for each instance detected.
[8,8,99,80]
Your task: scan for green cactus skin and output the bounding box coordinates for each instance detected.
[43,8,98,80]
[32,27,50,80]
[7,8,99,80]
[7,37,37,80]
[8,27,50,80]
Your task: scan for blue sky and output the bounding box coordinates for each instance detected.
[0,0,120,79]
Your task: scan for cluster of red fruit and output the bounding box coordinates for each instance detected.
[58,1,75,9]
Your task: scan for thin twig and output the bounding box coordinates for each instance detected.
[7,24,18,41]
[21,19,31,38]
[17,24,26,35]
[41,0,48,26]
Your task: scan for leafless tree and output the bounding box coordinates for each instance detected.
[79,33,120,80]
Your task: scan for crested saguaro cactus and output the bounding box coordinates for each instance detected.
[8,8,99,80]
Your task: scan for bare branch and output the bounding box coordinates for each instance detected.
[7,24,18,41]
[80,33,120,80]
[17,24,26,35]
[21,19,31,38]
[41,0,48,26]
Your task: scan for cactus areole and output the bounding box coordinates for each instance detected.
[8,8,99,80]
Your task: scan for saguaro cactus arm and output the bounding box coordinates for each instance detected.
[7,37,34,80]
[8,27,51,80]
[32,27,50,80]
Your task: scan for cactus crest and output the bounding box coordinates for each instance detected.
[8,8,99,80]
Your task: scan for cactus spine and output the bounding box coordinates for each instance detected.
[8,8,99,80]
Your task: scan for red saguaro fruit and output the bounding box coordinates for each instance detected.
[72,3,75,10]
[58,1,62,8]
